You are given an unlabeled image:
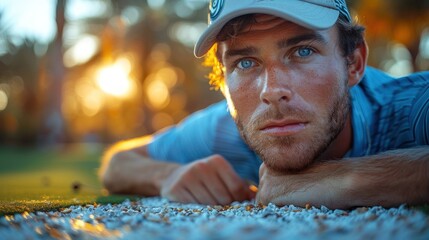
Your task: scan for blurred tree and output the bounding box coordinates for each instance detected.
[355,0,429,72]
[39,0,67,145]
[0,42,42,145]
[60,0,222,143]
[0,10,42,145]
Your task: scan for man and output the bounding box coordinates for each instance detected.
[100,0,429,209]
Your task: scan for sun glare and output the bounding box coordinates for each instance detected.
[96,58,134,98]
[64,35,100,67]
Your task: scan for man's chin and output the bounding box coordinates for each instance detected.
[261,154,314,172]
[248,137,319,172]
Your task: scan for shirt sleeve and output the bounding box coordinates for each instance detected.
[147,101,227,163]
[410,75,429,144]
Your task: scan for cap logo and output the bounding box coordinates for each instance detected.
[334,0,352,22]
[210,0,224,22]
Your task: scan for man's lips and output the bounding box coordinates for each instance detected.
[260,120,307,136]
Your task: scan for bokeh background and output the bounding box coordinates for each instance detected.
[0,0,428,147]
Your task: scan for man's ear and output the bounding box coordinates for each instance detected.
[347,41,368,87]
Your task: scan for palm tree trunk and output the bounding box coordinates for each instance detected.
[40,0,66,145]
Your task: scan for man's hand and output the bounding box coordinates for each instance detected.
[161,154,256,205]
[256,162,349,209]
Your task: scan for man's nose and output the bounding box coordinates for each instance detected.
[259,68,293,105]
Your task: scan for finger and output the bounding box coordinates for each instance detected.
[163,186,198,204]
[160,165,209,204]
[185,180,218,205]
[181,188,199,204]
[209,156,253,202]
[191,158,234,205]
[199,170,234,205]
[179,169,218,205]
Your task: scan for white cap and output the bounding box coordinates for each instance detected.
[194,0,352,58]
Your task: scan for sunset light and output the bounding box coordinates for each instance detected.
[64,35,100,68]
[96,58,135,98]
[0,90,8,111]
[146,78,170,110]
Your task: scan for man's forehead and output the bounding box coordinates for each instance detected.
[227,14,318,36]
[218,23,333,57]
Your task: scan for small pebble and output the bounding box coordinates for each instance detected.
[71,181,82,193]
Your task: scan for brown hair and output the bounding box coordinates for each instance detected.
[203,14,365,90]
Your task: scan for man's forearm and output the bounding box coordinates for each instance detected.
[257,146,429,209]
[346,146,429,208]
[99,139,180,196]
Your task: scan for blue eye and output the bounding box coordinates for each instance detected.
[297,47,313,57]
[238,59,254,69]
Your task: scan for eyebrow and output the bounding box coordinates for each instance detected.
[224,47,257,59]
[278,33,327,48]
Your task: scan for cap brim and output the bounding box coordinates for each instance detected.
[194,1,339,58]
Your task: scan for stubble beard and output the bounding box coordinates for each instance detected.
[234,82,350,172]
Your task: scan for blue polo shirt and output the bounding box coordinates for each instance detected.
[147,67,429,183]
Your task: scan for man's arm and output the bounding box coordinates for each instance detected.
[99,136,255,205]
[257,147,429,209]
[99,136,178,196]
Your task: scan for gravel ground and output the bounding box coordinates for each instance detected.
[1,197,429,240]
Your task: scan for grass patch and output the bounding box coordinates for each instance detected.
[0,144,138,216]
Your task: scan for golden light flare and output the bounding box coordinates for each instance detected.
[64,35,100,68]
[75,80,95,99]
[144,66,181,110]
[156,67,178,88]
[82,91,104,117]
[146,79,170,109]
[0,89,8,111]
[96,57,135,98]
[70,219,121,238]
[64,80,105,117]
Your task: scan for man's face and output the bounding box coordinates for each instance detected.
[218,15,350,172]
